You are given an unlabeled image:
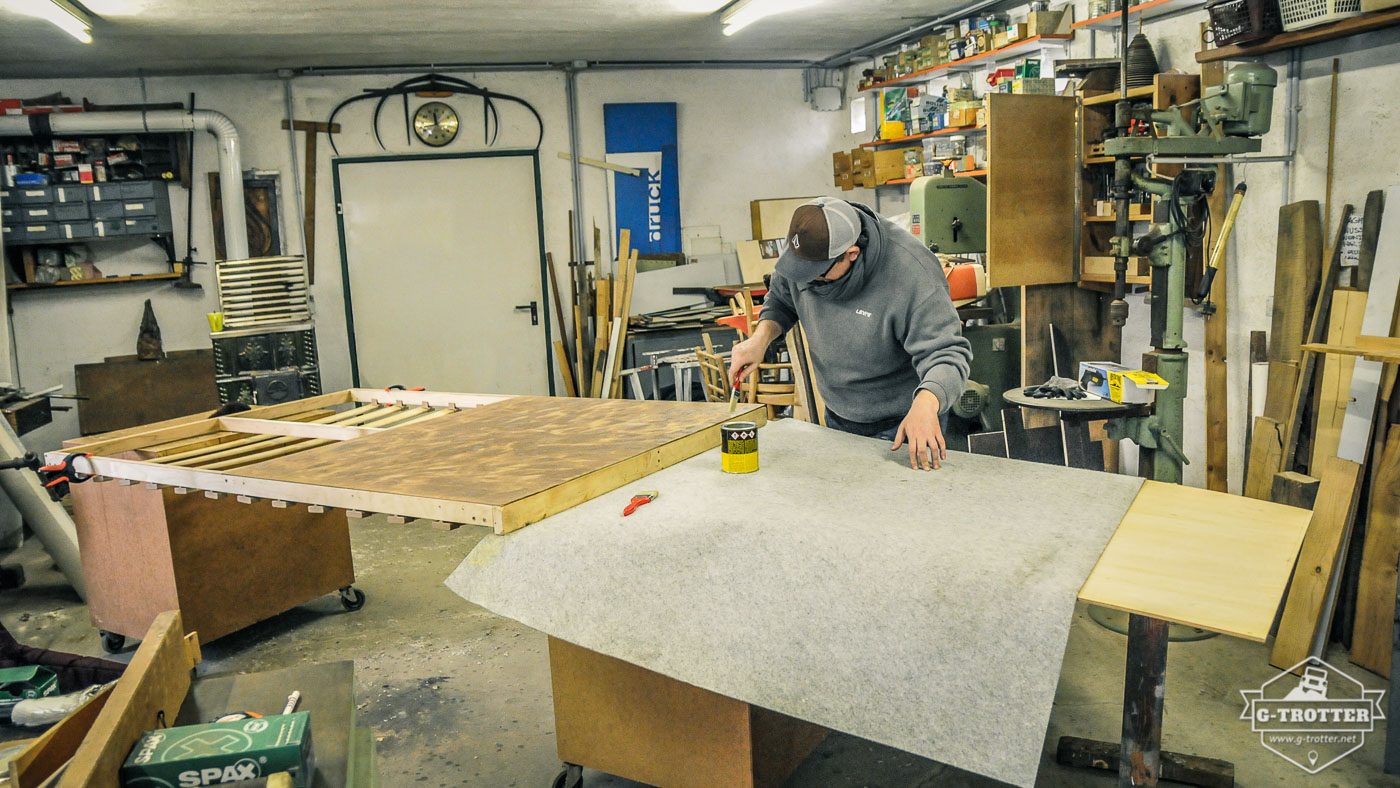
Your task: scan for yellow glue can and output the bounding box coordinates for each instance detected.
[721,421,759,474]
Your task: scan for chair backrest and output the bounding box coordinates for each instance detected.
[694,333,730,403]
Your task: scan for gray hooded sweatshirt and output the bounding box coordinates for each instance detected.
[757,203,972,423]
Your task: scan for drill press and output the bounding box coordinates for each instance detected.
[1101,61,1277,484]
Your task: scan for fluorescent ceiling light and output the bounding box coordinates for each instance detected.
[8,0,93,43]
[721,0,818,36]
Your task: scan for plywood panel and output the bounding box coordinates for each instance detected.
[1078,481,1312,641]
[236,397,765,530]
[1312,290,1368,470]
[71,478,180,639]
[987,94,1077,287]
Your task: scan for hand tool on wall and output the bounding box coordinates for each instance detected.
[280,119,341,283]
[1194,183,1248,314]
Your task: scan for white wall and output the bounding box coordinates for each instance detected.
[0,66,844,451]
[833,9,1400,492]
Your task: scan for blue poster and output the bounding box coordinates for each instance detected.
[604,102,680,255]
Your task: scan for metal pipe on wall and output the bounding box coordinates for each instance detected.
[563,65,587,265]
[281,71,307,257]
[0,109,249,260]
[1281,49,1302,205]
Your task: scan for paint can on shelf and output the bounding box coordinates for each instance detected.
[721,421,759,474]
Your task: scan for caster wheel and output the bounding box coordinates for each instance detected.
[550,764,582,788]
[339,586,366,612]
[100,630,125,653]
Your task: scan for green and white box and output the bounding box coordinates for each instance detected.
[121,712,314,788]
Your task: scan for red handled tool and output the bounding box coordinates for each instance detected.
[623,491,658,516]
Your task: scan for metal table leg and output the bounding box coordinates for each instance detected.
[1056,613,1234,787]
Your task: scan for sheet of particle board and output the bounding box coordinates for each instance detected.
[1077,480,1312,642]
[448,419,1144,788]
[236,396,763,506]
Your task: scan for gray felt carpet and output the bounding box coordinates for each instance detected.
[447,419,1144,787]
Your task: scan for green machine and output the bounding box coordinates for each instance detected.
[908,170,1018,449]
[1100,61,1277,484]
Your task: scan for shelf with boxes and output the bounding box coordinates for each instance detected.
[1073,0,1207,31]
[858,10,1074,94]
[2,180,179,290]
[1077,74,1203,290]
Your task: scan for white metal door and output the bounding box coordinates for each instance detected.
[335,154,549,394]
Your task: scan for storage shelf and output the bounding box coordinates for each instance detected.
[1197,7,1400,61]
[7,272,182,292]
[1074,0,1206,31]
[859,34,1073,92]
[859,125,984,148]
[877,169,987,186]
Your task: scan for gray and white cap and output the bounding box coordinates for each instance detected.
[774,197,862,282]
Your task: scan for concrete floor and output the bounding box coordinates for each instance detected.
[2,515,1398,787]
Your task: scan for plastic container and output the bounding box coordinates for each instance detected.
[1278,0,1359,30]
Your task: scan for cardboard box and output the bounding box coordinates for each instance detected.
[993,31,1009,49]
[1078,362,1168,404]
[1362,0,1400,9]
[1012,78,1057,95]
[871,147,921,170]
[122,713,314,788]
[1006,22,1029,41]
[1027,9,1066,35]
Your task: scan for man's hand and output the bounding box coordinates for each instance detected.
[892,390,945,471]
[728,320,782,387]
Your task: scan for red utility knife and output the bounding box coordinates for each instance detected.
[623,491,659,516]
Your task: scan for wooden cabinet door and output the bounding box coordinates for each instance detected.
[986,94,1078,287]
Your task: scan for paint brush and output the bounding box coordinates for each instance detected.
[728,378,741,412]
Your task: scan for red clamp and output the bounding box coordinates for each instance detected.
[622,491,658,516]
[38,452,93,500]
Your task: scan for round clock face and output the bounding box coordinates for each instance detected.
[413,101,459,147]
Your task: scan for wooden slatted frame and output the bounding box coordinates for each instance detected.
[53,389,762,533]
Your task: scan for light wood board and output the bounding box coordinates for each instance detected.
[1077,480,1312,642]
[1311,289,1368,470]
[60,611,200,787]
[1270,456,1363,671]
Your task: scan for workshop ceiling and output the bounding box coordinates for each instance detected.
[0,0,957,78]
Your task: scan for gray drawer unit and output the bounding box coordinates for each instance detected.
[88,184,123,202]
[19,223,58,241]
[2,180,170,246]
[54,202,89,221]
[11,186,54,205]
[53,185,88,203]
[89,201,123,220]
[120,181,156,199]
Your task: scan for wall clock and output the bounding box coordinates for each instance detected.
[412,101,459,147]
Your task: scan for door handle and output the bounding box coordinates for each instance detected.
[514,301,539,326]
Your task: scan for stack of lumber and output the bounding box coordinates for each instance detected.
[548,218,639,399]
[1250,189,1400,676]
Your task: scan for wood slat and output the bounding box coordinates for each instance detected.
[1350,426,1400,676]
[199,407,429,471]
[156,403,384,465]
[1270,457,1363,672]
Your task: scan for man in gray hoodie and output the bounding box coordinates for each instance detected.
[729,197,971,470]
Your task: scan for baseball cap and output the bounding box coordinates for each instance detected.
[773,197,862,282]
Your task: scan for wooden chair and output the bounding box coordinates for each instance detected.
[696,333,797,420]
